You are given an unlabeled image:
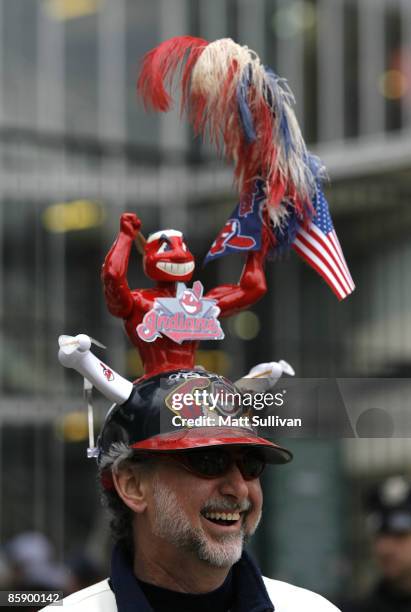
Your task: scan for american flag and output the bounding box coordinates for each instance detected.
[292,187,355,301]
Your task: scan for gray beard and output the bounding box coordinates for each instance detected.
[150,476,259,568]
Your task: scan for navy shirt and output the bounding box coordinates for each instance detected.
[110,543,274,612]
[137,572,233,612]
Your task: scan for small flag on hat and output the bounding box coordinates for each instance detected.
[292,185,355,301]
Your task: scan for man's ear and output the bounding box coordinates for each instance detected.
[112,465,149,514]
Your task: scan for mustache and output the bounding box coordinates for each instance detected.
[201,498,252,513]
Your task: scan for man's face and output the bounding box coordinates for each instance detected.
[143,451,263,569]
[373,531,411,586]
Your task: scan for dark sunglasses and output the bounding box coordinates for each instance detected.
[142,447,266,481]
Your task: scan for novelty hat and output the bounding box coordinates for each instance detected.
[97,368,292,465]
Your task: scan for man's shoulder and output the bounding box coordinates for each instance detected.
[40,579,116,611]
[263,576,340,612]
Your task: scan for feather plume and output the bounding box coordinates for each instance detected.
[137,36,325,229]
[137,35,208,112]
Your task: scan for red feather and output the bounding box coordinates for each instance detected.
[181,45,207,111]
[137,36,208,112]
[137,36,315,228]
[190,92,208,135]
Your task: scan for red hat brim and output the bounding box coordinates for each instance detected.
[130,426,292,464]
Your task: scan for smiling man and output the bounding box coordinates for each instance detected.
[42,370,339,612]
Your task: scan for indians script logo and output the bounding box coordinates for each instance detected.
[136,281,225,344]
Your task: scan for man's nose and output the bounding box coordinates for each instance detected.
[218,461,249,499]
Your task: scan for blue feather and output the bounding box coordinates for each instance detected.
[307,153,327,182]
[237,65,256,143]
[278,111,293,157]
[264,67,294,157]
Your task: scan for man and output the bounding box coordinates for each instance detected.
[339,476,411,612]
[42,369,339,611]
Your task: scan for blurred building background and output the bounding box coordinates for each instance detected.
[1,0,411,602]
